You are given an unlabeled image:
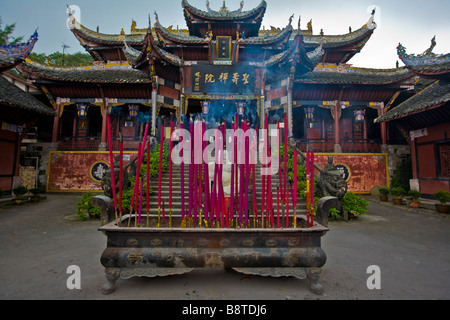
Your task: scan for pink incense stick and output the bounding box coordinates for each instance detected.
[158,123,164,210]
[202,120,209,221]
[293,149,297,208]
[138,177,143,225]
[283,112,288,205]
[285,182,289,228]
[188,118,193,218]
[244,119,250,227]
[311,151,314,227]
[169,120,173,213]
[119,133,123,219]
[277,121,282,201]
[106,113,117,213]
[180,122,185,219]
[261,114,267,227]
[193,125,198,227]
[306,151,310,228]
[230,120,235,222]
[277,187,280,228]
[146,140,150,222]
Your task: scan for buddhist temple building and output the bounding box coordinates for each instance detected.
[375,38,450,194]
[0,30,57,194]
[13,0,445,195]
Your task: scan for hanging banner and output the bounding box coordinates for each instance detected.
[191,63,256,94]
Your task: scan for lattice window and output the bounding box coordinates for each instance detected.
[439,142,450,178]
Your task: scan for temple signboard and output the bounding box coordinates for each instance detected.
[190,62,256,94]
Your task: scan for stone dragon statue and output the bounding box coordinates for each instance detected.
[288,137,348,200]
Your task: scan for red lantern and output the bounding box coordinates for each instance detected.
[76,104,88,118]
[354,109,365,122]
[305,106,314,121]
[202,101,210,115]
[237,101,245,115]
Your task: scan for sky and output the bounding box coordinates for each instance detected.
[1,0,450,69]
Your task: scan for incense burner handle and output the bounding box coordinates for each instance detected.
[315,196,339,228]
[92,195,114,226]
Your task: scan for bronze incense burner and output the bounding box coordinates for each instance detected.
[93,195,337,295]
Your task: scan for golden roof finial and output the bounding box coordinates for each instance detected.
[220,0,228,13]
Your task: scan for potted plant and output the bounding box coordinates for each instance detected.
[433,189,450,214]
[76,192,101,220]
[341,192,369,220]
[408,190,421,208]
[390,187,405,205]
[378,187,390,202]
[29,188,42,202]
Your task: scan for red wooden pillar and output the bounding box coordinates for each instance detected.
[52,100,60,143]
[101,104,108,144]
[334,101,341,147]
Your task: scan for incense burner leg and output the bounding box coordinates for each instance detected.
[306,267,323,295]
[102,267,120,295]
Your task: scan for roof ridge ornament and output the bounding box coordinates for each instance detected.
[367,8,377,30]
[423,36,436,56]
[220,1,229,14]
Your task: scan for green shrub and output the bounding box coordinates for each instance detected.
[390,186,405,199]
[390,156,412,192]
[408,190,421,201]
[341,192,369,217]
[433,189,450,205]
[329,207,341,220]
[13,185,28,196]
[76,192,101,221]
[378,187,390,196]
[29,188,41,196]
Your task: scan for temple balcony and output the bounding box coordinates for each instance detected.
[57,136,141,151]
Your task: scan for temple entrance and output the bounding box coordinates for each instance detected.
[185,97,259,129]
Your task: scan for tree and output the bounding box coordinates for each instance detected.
[28,51,94,66]
[0,17,23,45]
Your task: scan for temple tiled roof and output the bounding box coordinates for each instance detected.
[375,80,450,123]
[182,0,267,21]
[241,22,292,46]
[69,13,145,46]
[397,38,450,80]
[0,75,56,117]
[0,30,39,72]
[154,19,209,45]
[294,66,414,85]
[299,12,376,49]
[17,59,151,84]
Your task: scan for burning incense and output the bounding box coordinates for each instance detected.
[188,116,193,219]
[261,113,267,227]
[169,119,174,227]
[106,111,119,225]
[244,119,250,227]
[277,187,280,228]
[128,145,141,227]
[202,120,209,222]
[277,121,282,202]
[306,151,310,228]
[180,121,185,220]
[283,112,288,205]
[138,176,143,226]
[311,153,314,226]
[119,132,123,225]
[293,148,297,227]
[146,139,150,227]
[285,181,289,228]
[157,119,164,227]
[230,119,235,224]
